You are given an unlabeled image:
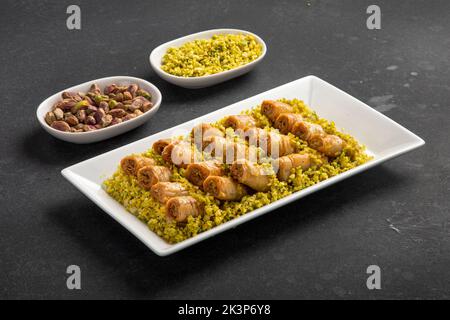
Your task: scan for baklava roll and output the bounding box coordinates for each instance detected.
[185,160,224,187]
[274,113,304,135]
[137,165,172,190]
[244,128,269,162]
[245,128,294,158]
[266,132,295,157]
[291,121,325,141]
[230,159,272,192]
[120,155,156,176]
[152,139,172,155]
[151,182,188,204]
[162,141,196,168]
[309,134,344,157]
[191,123,224,149]
[205,136,248,163]
[273,154,312,181]
[244,127,266,143]
[223,115,257,131]
[166,196,202,222]
[261,100,294,122]
[203,176,248,201]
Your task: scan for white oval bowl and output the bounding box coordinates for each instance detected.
[36,76,162,144]
[149,29,267,89]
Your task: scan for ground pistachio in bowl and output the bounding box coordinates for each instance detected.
[45,83,153,132]
[161,33,263,77]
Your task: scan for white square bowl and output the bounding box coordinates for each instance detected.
[61,76,424,256]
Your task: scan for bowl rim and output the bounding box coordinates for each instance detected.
[149,28,267,81]
[36,76,162,137]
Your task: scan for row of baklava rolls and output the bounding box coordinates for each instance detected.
[119,100,344,223]
[120,154,198,223]
[261,100,344,157]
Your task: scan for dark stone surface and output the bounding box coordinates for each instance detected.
[1,0,449,299]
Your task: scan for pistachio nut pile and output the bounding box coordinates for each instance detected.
[45,83,153,132]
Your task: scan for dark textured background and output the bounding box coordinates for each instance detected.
[1,0,449,299]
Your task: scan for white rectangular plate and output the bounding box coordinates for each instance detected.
[61,76,425,256]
